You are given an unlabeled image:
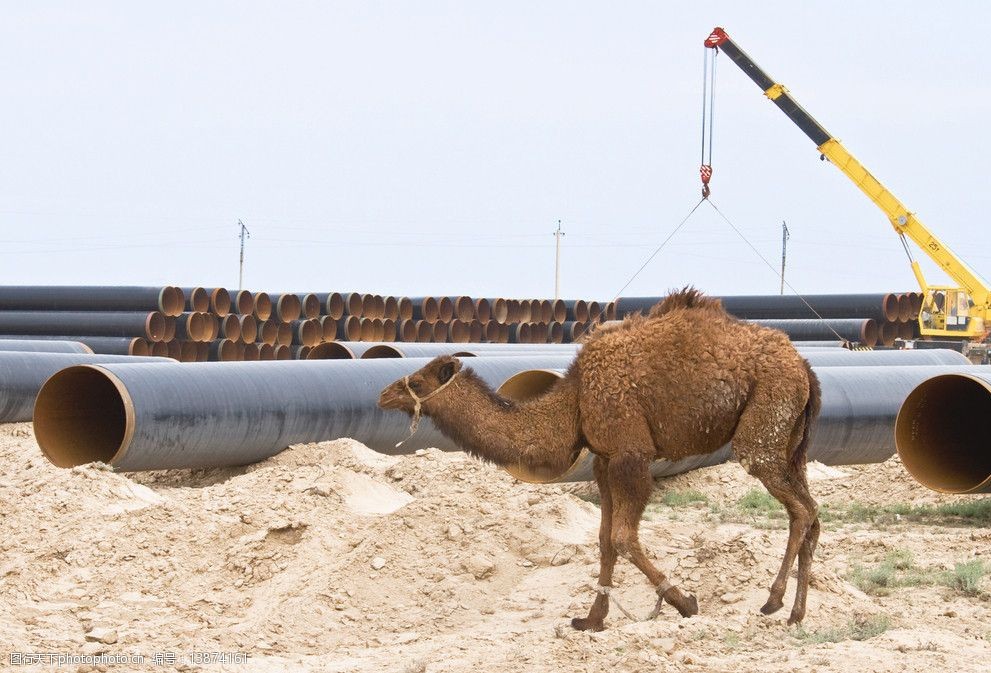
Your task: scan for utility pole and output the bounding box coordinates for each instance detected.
[553,219,565,300]
[780,220,790,295]
[238,219,251,292]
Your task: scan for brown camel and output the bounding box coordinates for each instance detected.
[378,288,821,630]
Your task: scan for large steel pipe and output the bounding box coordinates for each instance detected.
[181,287,210,313]
[34,357,577,470]
[0,311,169,342]
[616,294,901,322]
[0,286,185,317]
[269,293,303,323]
[749,318,878,347]
[0,339,93,354]
[234,290,255,316]
[503,364,983,483]
[0,352,169,422]
[205,287,232,316]
[721,293,901,322]
[410,297,440,323]
[296,293,321,320]
[896,371,991,494]
[314,292,345,320]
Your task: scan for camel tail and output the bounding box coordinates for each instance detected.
[792,359,822,471]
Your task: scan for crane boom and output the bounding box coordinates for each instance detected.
[705,26,990,340]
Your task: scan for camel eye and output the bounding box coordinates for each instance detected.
[408,380,423,393]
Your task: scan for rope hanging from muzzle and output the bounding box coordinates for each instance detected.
[395,370,461,448]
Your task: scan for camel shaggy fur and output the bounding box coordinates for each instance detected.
[378,288,821,630]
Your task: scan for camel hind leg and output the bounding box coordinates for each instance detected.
[733,390,819,624]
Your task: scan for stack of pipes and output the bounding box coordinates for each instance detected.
[0,286,190,359]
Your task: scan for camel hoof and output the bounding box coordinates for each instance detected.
[787,609,805,626]
[571,617,605,632]
[666,591,699,618]
[760,598,784,616]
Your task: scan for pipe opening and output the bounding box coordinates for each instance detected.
[34,366,130,468]
[211,288,232,316]
[277,294,302,322]
[398,297,413,322]
[253,292,273,321]
[161,287,185,317]
[188,287,209,313]
[239,315,257,344]
[896,373,991,494]
[235,290,255,315]
[146,313,167,342]
[327,293,345,320]
[307,342,355,359]
[300,294,321,319]
[361,344,403,358]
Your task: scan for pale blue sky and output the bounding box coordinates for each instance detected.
[3,2,989,301]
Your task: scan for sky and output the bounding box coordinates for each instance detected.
[3,2,990,302]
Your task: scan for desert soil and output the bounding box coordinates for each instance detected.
[1,421,989,672]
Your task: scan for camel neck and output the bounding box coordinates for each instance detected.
[424,370,582,476]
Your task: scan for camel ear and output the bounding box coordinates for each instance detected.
[438,361,456,384]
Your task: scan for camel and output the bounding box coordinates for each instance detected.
[378,288,821,630]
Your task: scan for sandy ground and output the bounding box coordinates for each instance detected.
[1,422,989,672]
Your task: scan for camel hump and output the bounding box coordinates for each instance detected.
[648,286,724,318]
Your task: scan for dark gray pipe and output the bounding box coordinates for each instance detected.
[749,318,878,347]
[0,352,170,422]
[0,286,185,317]
[0,311,169,342]
[616,294,902,322]
[0,339,93,354]
[34,357,577,470]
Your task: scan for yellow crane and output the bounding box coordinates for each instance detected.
[704,27,990,341]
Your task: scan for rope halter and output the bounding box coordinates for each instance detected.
[394,369,460,448]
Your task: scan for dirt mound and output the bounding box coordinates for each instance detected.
[1,425,988,672]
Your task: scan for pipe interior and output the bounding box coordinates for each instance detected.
[308,342,354,359]
[254,293,273,320]
[35,366,127,468]
[896,374,991,493]
[362,345,402,358]
[328,293,345,320]
[162,287,184,316]
[236,290,255,315]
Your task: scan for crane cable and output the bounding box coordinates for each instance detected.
[700,46,717,198]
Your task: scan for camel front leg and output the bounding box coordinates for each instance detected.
[608,452,698,619]
[572,456,616,632]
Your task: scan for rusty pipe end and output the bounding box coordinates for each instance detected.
[34,365,133,468]
[398,297,413,322]
[253,292,273,321]
[896,373,991,494]
[161,286,185,317]
[146,312,167,342]
[326,292,345,320]
[361,344,403,358]
[277,294,302,323]
[307,342,355,359]
[235,290,255,315]
[188,287,209,313]
[210,288,232,316]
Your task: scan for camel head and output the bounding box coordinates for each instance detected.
[378,355,464,415]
